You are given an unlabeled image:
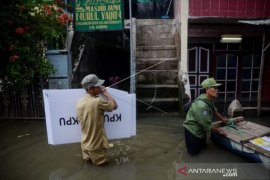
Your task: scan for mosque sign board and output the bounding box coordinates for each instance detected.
[43,88,136,145]
[75,0,124,31]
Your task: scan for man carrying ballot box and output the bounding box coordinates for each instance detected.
[76,74,118,166]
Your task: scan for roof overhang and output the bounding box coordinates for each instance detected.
[189,17,270,26]
[188,17,267,38]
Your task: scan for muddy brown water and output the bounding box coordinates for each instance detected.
[0,115,269,180]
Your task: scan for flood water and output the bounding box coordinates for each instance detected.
[0,115,269,180]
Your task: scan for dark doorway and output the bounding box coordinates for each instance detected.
[70,31,130,91]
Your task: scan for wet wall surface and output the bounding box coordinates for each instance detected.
[0,115,269,180]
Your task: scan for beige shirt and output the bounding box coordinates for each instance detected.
[76,93,116,151]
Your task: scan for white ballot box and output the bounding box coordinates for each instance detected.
[43,88,136,145]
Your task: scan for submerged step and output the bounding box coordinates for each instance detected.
[137,84,178,88]
[140,98,179,102]
[137,45,176,51]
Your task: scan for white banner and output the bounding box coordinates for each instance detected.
[43,88,136,145]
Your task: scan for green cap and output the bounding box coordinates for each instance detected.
[201,78,222,88]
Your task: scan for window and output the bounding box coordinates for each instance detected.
[240,54,260,103]
[216,54,238,103]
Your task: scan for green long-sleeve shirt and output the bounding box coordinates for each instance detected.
[183,94,217,139]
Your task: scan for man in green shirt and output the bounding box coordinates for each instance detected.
[183,77,227,155]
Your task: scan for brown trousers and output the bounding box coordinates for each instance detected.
[82,148,109,165]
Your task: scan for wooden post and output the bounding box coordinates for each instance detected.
[257,30,266,116]
[129,0,136,94]
[257,29,270,116]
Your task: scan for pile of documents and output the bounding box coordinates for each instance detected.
[250,136,270,151]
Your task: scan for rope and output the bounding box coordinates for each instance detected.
[146,74,158,111]
[107,58,170,113]
[108,59,169,88]
[137,98,167,114]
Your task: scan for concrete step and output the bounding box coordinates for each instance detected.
[136,57,178,70]
[137,45,176,51]
[137,57,177,61]
[135,19,179,114]
[137,37,175,46]
[136,70,178,84]
[136,19,175,47]
[136,19,175,26]
[138,32,174,41]
[136,86,179,98]
[140,98,179,102]
[137,24,175,35]
[137,84,178,88]
[136,48,176,59]
[137,98,179,114]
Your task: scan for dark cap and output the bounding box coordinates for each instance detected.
[81,74,104,90]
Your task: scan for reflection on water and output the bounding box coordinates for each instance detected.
[0,115,269,180]
[49,162,136,180]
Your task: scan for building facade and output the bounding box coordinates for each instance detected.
[133,0,270,115]
[187,0,270,114]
